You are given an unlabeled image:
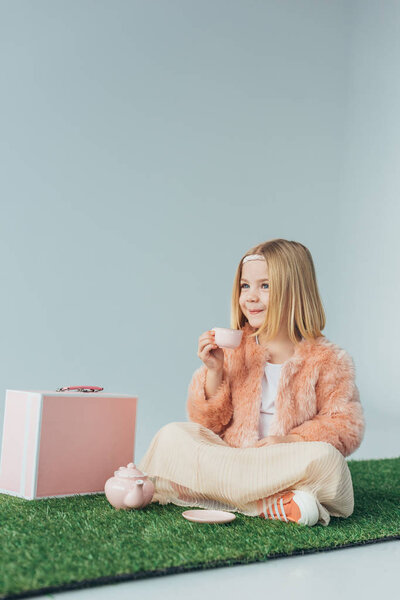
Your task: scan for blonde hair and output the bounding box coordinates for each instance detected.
[230,238,326,344]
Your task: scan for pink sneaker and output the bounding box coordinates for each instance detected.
[258,490,319,526]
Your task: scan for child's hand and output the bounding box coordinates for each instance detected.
[198,330,225,372]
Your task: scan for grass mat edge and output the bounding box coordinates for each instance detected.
[3,536,399,600]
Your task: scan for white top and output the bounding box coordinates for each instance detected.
[256,335,284,439]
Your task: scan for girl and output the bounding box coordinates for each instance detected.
[138,239,365,526]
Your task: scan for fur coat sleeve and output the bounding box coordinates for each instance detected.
[186,357,233,434]
[288,349,365,457]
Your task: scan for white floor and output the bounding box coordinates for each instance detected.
[37,413,399,600]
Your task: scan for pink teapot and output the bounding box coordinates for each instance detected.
[104,462,155,510]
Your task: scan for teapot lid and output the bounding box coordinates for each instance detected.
[114,462,147,479]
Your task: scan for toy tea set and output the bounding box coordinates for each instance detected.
[0,328,242,524]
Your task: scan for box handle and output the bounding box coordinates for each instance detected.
[56,386,104,393]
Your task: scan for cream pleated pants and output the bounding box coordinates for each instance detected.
[137,421,355,526]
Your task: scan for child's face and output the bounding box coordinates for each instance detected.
[239,260,270,325]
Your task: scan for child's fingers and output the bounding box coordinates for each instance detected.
[200,330,215,341]
[198,342,216,359]
[199,336,216,352]
[203,343,217,355]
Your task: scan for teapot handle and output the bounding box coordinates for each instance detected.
[56,386,104,393]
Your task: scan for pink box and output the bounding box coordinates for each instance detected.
[0,389,138,499]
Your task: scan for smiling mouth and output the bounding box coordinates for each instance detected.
[249,310,263,314]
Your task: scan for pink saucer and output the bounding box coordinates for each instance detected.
[182,509,236,524]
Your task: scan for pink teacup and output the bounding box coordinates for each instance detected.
[211,327,243,349]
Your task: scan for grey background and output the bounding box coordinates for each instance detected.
[0,0,398,466]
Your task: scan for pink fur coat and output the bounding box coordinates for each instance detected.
[186,323,365,457]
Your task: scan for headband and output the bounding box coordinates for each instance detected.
[242,254,266,263]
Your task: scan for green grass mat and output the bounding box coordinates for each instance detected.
[1,457,399,599]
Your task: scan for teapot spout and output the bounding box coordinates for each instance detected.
[124,479,145,509]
